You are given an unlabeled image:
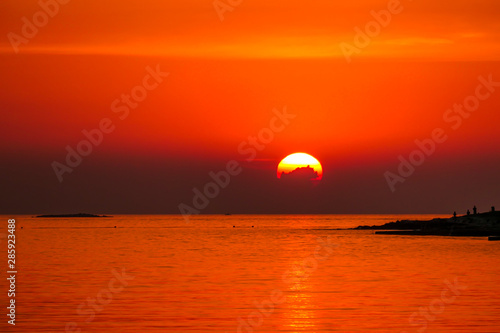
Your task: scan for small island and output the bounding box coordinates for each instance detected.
[36,213,112,218]
[354,207,500,239]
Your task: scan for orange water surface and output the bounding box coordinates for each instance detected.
[0,215,499,332]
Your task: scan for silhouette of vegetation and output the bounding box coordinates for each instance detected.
[280,165,319,183]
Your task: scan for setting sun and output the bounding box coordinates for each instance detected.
[277,153,323,181]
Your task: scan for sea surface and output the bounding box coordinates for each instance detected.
[1,214,499,332]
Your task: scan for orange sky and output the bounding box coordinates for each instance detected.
[1,0,500,213]
[1,0,500,59]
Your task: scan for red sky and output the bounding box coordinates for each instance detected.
[1,0,499,214]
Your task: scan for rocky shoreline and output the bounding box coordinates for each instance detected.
[353,211,500,238]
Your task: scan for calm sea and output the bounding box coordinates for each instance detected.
[1,214,499,332]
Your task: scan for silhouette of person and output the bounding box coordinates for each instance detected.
[453,211,457,218]
[492,206,496,212]
[473,205,477,215]
[467,209,470,216]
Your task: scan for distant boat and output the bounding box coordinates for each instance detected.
[488,236,500,241]
[224,213,232,216]
[36,213,112,218]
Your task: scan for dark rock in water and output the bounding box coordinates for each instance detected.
[36,213,112,218]
[352,211,500,237]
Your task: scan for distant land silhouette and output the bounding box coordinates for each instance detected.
[280,165,320,184]
[353,209,500,239]
[36,213,112,218]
